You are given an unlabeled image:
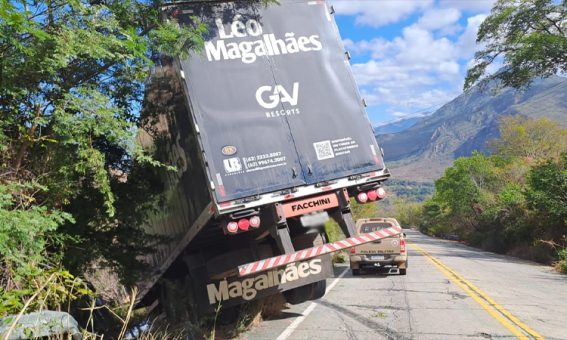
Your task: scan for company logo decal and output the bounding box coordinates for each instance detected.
[222,145,237,156]
[256,83,301,118]
[223,157,242,173]
[207,259,322,304]
[256,83,299,109]
[282,193,339,218]
[206,16,323,64]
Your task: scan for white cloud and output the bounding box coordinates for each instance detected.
[439,0,496,12]
[345,9,491,121]
[416,8,461,31]
[330,0,434,27]
[333,1,495,123]
[456,14,487,58]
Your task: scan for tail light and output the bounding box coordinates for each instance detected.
[400,238,406,254]
[356,192,368,203]
[350,246,356,254]
[226,215,261,235]
[227,221,239,234]
[238,219,250,231]
[249,216,261,228]
[356,188,386,204]
[376,187,386,199]
[367,190,378,201]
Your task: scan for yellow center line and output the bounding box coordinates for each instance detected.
[409,243,544,340]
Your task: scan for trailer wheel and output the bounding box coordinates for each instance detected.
[284,231,328,304]
[310,279,327,300]
[283,279,327,304]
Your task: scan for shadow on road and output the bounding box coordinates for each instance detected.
[316,299,410,340]
[263,311,305,321]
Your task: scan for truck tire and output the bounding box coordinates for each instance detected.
[351,268,360,276]
[284,279,327,304]
[310,279,327,300]
[399,258,408,275]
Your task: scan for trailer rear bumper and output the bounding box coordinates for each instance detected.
[238,225,402,277]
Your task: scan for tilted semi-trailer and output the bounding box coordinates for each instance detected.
[137,0,398,315]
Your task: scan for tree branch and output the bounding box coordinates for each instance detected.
[13,105,42,172]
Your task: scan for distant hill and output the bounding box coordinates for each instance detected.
[373,116,423,134]
[376,76,567,182]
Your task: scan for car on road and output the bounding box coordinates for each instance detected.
[349,218,407,275]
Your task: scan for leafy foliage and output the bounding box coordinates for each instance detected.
[0,182,72,278]
[0,0,207,307]
[416,117,567,265]
[465,0,567,90]
[489,116,567,160]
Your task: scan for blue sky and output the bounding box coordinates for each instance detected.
[328,0,498,126]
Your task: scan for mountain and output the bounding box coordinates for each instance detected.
[376,76,567,182]
[373,116,423,135]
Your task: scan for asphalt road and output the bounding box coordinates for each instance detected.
[242,229,567,340]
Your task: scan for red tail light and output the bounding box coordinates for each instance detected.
[227,221,239,234]
[400,238,406,254]
[249,216,261,228]
[356,192,368,203]
[238,219,250,231]
[376,187,386,199]
[367,190,378,201]
[350,246,356,254]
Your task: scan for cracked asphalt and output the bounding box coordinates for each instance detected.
[241,229,567,340]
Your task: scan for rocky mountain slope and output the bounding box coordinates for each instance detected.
[376,76,567,181]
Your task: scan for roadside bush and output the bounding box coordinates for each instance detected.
[558,248,567,273]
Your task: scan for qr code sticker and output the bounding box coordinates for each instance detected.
[314,140,335,160]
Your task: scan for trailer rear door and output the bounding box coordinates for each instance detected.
[169,0,386,202]
[264,1,385,184]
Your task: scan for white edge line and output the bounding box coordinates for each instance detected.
[276,267,349,340]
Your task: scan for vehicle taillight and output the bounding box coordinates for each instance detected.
[249,216,261,228]
[400,238,406,254]
[376,187,386,199]
[367,190,378,201]
[350,246,356,254]
[356,192,368,203]
[238,219,250,231]
[227,221,239,234]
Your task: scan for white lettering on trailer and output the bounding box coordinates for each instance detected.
[206,259,323,304]
[206,17,323,64]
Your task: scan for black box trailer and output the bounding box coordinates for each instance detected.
[137,0,396,314]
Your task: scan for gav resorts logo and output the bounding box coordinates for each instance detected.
[255,83,299,109]
[256,82,301,118]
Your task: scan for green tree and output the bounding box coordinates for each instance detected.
[525,153,567,226]
[0,0,206,300]
[393,198,422,228]
[465,0,567,90]
[490,116,567,161]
